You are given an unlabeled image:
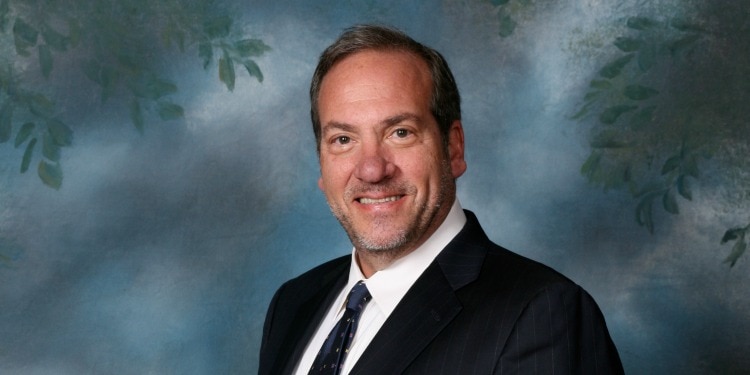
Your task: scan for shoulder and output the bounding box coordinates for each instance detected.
[450,211,587,307]
[449,210,578,292]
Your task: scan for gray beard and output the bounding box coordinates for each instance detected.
[329,159,455,256]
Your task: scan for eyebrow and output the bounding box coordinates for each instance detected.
[321,113,422,134]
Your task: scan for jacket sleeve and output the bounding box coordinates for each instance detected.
[258,283,286,375]
[495,283,624,374]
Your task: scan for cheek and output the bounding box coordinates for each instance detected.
[398,152,441,183]
[319,160,352,193]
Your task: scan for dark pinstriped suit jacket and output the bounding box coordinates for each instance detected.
[259,211,624,374]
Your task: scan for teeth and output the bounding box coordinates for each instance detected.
[359,196,399,204]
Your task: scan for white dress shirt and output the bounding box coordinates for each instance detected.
[293,199,467,375]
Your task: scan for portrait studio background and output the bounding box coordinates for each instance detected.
[1,0,748,373]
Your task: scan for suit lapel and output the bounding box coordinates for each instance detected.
[276,261,349,375]
[349,211,489,374]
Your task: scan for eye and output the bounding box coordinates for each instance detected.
[393,128,411,138]
[333,135,351,145]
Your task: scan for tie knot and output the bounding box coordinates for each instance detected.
[345,281,371,312]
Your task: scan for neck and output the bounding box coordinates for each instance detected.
[355,246,411,278]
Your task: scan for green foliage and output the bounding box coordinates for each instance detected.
[12,17,37,56]
[37,159,62,189]
[20,137,35,172]
[14,121,34,147]
[0,101,12,142]
[486,0,534,38]
[598,54,634,79]
[157,101,184,121]
[573,8,750,265]
[721,225,749,267]
[0,0,271,189]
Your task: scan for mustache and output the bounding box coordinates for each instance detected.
[344,181,416,198]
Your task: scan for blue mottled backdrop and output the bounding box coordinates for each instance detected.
[1,0,748,373]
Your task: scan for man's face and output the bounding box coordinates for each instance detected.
[316,50,466,257]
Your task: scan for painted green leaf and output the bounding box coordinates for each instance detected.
[116,54,140,74]
[14,122,35,148]
[614,37,641,52]
[571,105,590,121]
[130,99,144,134]
[661,155,680,175]
[683,155,699,178]
[636,195,655,233]
[669,34,701,56]
[721,228,745,244]
[130,77,176,100]
[670,18,706,33]
[497,13,517,38]
[663,189,679,214]
[580,151,602,178]
[242,59,263,83]
[627,17,658,30]
[39,44,53,78]
[235,39,270,57]
[38,160,62,189]
[0,0,9,30]
[589,79,612,90]
[0,102,12,143]
[219,52,235,91]
[591,130,629,148]
[634,182,664,199]
[677,175,692,201]
[599,104,637,124]
[13,17,38,55]
[157,102,184,121]
[27,94,55,118]
[199,43,213,69]
[599,54,634,79]
[42,132,60,161]
[583,90,601,102]
[623,85,659,101]
[203,16,232,39]
[724,238,747,267]
[41,24,68,51]
[47,119,73,146]
[21,137,37,173]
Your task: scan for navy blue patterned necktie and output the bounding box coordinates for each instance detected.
[309,281,372,375]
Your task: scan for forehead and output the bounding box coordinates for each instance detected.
[318,50,433,109]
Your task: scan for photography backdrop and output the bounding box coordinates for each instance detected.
[1,0,748,373]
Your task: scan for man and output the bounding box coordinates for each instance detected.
[259,25,623,374]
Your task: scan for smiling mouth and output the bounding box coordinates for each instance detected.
[357,196,402,205]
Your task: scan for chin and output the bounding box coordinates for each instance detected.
[352,231,412,253]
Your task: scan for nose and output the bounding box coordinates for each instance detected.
[353,144,395,183]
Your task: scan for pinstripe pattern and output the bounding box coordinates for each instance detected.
[260,211,624,374]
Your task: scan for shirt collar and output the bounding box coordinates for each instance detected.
[345,199,466,316]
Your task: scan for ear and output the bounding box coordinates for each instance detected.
[447,120,467,178]
[318,176,324,191]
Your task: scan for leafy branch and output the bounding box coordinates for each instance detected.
[0,0,271,188]
[1,69,73,189]
[486,0,534,37]
[572,10,750,266]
